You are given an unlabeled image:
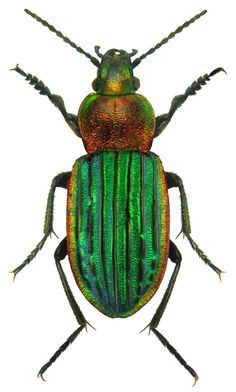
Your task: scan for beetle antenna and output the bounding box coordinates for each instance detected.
[132,10,207,68]
[24,9,100,67]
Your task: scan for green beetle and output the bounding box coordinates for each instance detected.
[11,8,224,383]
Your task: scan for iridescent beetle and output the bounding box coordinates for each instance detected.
[11,9,225,383]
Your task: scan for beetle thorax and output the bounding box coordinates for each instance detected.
[78,49,156,154]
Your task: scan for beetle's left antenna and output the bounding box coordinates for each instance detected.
[24,9,100,67]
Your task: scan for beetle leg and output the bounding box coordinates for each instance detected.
[166,172,223,279]
[37,237,93,380]
[143,240,199,385]
[154,67,226,137]
[38,326,85,381]
[10,172,71,278]
[166,172,191,235]
[54,237,94,330]
[11,64,80,136]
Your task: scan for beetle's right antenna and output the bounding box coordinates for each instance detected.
[132,10,207,68]
[24,9,100,67]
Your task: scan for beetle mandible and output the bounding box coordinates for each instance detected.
[11,8,225,383]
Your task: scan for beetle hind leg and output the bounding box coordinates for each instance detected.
[38,237,93,380]
[38,326,84,380]
[54,237,94,330]
[143,240,198,384]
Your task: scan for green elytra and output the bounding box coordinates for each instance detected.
[11,8,225,384]
[67,151,169,318]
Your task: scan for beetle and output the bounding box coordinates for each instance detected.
[11,8,225,384]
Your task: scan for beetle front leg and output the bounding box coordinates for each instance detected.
[155,67,225,137]
[166,172,223,278]
[142,240,198,384]
[11,171,71,278]
[38,237,94,380]
[11,64,80,136]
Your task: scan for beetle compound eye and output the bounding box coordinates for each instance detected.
[92,78,99,91]
[133,77,140,91]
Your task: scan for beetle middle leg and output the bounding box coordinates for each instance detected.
[142,240,198,384]
[38,237,93,380]
[11,171,71,278]
[166,172,223,278]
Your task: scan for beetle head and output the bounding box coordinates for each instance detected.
[92,48,140,95]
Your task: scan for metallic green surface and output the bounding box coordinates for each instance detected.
[67,150,169,317]
[93,49,138,95]
[102,152,116,303]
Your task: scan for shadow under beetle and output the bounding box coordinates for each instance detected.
[11,8,225,384]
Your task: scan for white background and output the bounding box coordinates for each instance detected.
[1,0,235,391]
